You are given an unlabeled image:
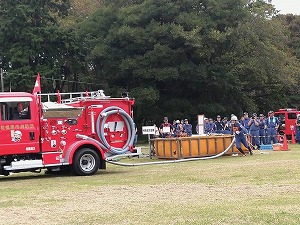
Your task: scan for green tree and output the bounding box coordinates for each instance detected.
[79,0,254,125]
[275,14,300,108]
[0,0,83,92]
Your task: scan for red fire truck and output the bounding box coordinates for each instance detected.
[274,108,299,139]
[0,75,135,176]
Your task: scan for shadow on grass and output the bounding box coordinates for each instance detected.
[0,168,128,182]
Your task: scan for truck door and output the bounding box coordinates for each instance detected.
[0,96,40,155]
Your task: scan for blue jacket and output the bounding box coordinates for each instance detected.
[249,119,259,131]
[183,124,192,136]
[241,118,250,130]
[265,117,280,129]
[259,119,266,130]
[206,123,216,133]
[232,122,247,137]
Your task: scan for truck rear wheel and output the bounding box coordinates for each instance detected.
[72,148,100,176]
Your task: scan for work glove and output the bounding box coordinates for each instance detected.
[235,131,240,135]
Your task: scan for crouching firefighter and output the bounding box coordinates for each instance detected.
[231,115,253,156]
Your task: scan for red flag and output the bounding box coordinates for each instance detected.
[57,90,61,103]
[32,73,41,94]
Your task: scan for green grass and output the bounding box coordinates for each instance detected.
[1,145,300,224]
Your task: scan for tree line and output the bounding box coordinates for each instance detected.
[1,0,300,127]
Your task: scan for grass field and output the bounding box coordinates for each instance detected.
[1,144,300,225]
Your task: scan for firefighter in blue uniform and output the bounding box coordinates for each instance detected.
[206,118,217,134]
[265,111,280,144]
[231,116,253,156]
[258,114,266,145]
[248,113,260,149]
[173,120,182,137]
[231,115,253,156]
[223,117,231,134]
[241,112,250,132]
[215,115,225,133]
[295,114,300,143]
[203,118,210,134]
[183,119,192,137]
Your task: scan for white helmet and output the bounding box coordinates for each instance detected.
[231,115,238,121]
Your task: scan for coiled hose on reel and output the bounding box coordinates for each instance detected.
[96,106,136,155]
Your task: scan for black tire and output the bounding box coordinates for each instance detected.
[72,148,100,176]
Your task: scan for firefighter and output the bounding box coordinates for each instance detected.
[231,115,253,156]
[207,118,217,134]
[295,114,300,143]
[202,117,210,134]
[265,111,280,144]
[248,113,260,149]
[204,117,209,133]
[173,119,183,137]
[183,119,192,137]
[223,117,231,134]
[258,114,266,145]
[215,115,225,133]
[134,122,138,146]
[241,112,250,132]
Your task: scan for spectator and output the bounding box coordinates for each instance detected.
[173,120,184,137]
[172,119,176,126]
[153,124,160,138]
[134,122,138,146]
[241,112,250,132]
[223,117,231,134]
[295,114,300,143]
[183,119,192,137]
[231,115,253,156]
[265,111,280,144]
[203,117,210,134]
[159,117,174,138]
[215,115,225,133]
[196,117,209,134]
[248,113,260,149]
[207,118,217,134]
[258,114,266,145]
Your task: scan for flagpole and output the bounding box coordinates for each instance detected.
[0,68,4,92]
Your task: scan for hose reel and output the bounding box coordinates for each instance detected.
[96,106,135,155]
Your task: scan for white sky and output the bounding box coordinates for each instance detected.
[271,0,300,15]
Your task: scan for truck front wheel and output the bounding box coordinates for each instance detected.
[72,148,100,176]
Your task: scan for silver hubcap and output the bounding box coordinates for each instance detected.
[79,153,96,172]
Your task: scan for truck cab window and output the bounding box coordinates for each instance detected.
[288,113,297,120]
[0,102,31,121]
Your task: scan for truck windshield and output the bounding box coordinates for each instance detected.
[1,101,31,121]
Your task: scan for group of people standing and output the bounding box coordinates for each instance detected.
[155,111,282,157]
[203,111,280,150]
[158,117,192,138]
[209,111,279,157]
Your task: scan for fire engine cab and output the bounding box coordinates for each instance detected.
[274,108,299,139]
[0,83,135,176]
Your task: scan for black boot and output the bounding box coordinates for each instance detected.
[248,146,253,155]
[237,148,246,156]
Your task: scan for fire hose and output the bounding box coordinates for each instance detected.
[95,106,136,155]
[76,134,237,166]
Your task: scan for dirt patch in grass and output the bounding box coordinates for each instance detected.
[2,147,300,224]
[2,182,300,225]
